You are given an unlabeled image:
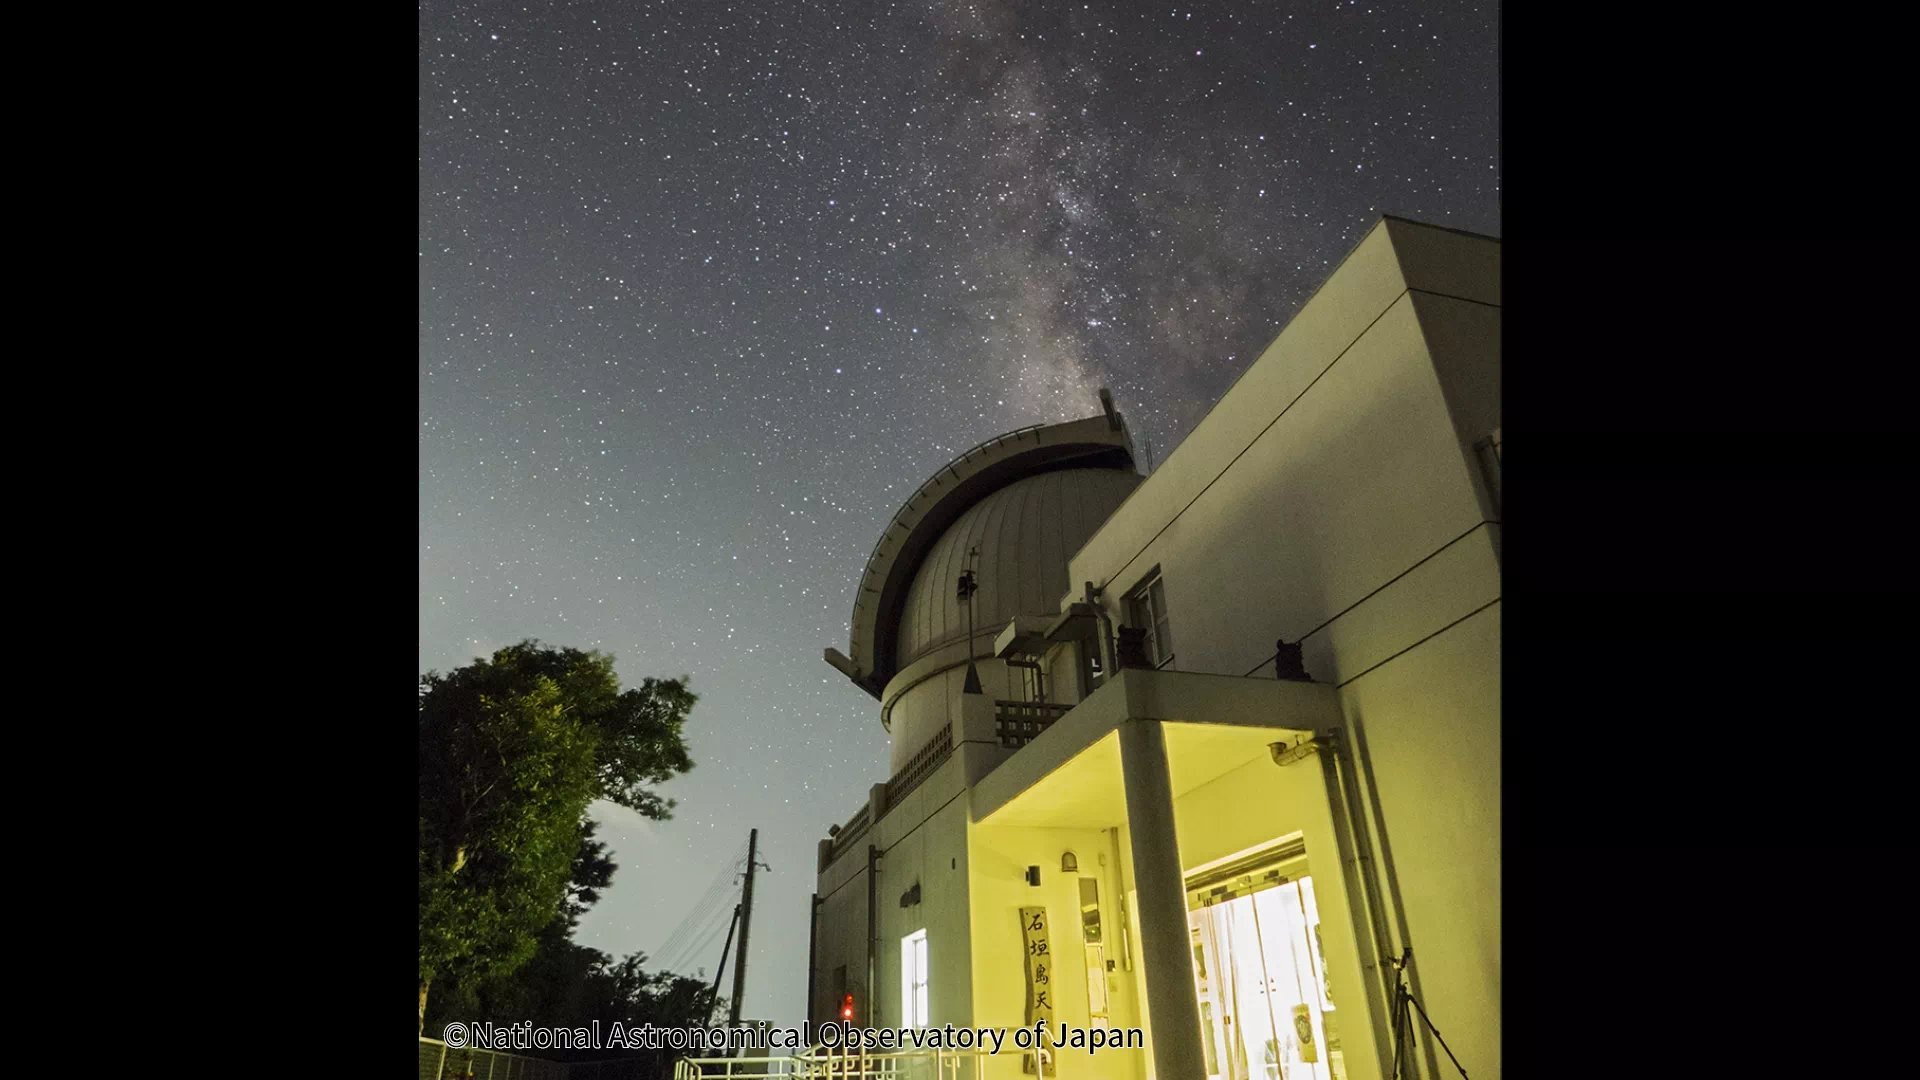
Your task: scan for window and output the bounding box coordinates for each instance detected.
[1080,877,1109,1017]
[1126,572,1174,668]
[1474,426,1501,516]
[900,929,929,1027]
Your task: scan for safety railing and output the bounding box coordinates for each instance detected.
[419,1036,571,1080]
[677,1045,998,1079]
[569,1060,668,1080]
[993,700,1072,749]
[672,1056,807,1078]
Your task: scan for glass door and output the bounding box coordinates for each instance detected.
[1188,863,1346,1080]
[1192,920,1232,1080]
[1247,879,1343,1080]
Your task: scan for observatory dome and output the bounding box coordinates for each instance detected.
[827,412,1141,703]
[894,467,1141,669]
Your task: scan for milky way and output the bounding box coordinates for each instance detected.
[420,0,1498,1026]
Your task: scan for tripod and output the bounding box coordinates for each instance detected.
[1386,948,1469,1079]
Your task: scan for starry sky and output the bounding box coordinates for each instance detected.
[419,0,1498,1028]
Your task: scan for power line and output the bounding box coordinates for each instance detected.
[655,865,742,961]
[651,839,749,966]
[658,894,739,972]
[655,840,745,949]
[665,909,737,978]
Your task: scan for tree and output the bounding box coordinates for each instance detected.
[423,815,723,1079]
[564,819,618,926]
[419,640,696,1032]
[425,921,721,1064]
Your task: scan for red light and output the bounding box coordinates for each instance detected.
[841,993,854,1020]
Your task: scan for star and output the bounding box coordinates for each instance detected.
[419,0,1499,1029]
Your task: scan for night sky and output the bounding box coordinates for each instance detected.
[419,0,1499,1027]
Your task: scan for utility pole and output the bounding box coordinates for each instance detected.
[728,828,760,1028]
[706,904,742,1025]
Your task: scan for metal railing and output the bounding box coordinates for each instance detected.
[993,700,1072,748]
[424,1035,1002,1080]
[569,1061,671,1080]
[419,1037,571,1080]
[677,1046,998,1079]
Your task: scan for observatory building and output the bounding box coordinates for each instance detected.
[810,217,1501,1080]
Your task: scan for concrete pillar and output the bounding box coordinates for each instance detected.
[1119,717,1205,1080]
[954,688,1011,787]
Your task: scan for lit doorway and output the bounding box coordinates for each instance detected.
[1188,839,1345,1080]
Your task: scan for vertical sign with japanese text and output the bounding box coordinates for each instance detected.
[1020,906,1056,1075]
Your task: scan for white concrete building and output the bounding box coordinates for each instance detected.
[810,216,1500,1080]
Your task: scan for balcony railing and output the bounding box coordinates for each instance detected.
[884,726,953,811]
[994,700,1072,748]
[827,699,1073,869]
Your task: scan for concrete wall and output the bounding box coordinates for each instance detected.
[886,654,1021,773]
[1057,217,1500,1077]
[969,821,1147,1080]
[812,754,975,1032]
[1338,603,1500,1079]
[817,217,1499,1073]
[1069,299,1491,681]
[872,786,973,1032]
[812,843,871,1026]
[1409,289,1501,528]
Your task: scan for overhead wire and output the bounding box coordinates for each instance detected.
[650,838,749,971]
[658,897,737,973]
[653,839,746,953]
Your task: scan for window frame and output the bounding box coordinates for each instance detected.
[1474,426,1501,516]
[900,928,929,1028]
[1125,570,1174,668]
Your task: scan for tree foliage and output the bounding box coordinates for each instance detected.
[424,819,721,1079]
[425,920,721,1067]
[418,641,696,1028]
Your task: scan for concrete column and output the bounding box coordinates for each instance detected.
[955,688,1010,787]
[1119,717,1205,1080]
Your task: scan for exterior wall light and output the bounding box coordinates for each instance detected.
[1061,851,1079,873]
[1026,865,1042,886]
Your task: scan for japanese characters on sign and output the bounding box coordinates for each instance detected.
[1019,906,1056,1076]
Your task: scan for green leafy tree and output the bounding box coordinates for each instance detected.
[419,641,695,1031]
[564,820,618,925]
[425,825,720,1078]
[427,921,721,1056]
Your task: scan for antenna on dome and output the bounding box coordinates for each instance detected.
[1097,387,1121,431]
[959,546,983,695]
